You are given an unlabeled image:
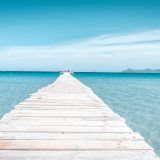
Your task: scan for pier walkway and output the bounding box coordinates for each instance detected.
[0,72,159,159]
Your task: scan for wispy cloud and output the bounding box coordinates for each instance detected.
[0,29,160,71]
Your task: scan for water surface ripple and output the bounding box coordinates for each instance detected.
[75,72,160,156]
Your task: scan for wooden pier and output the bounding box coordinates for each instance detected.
[0,72,159,159]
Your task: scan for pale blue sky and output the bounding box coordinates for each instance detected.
[0,0,160,71]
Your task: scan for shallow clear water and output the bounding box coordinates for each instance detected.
[74,72,160,156]
[0,72,59,118]
[0,72,159,156]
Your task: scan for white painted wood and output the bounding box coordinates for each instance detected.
[0,125,133,132]
[0,72,159,159]
[0,119,127,126]
[0,132,143,140]
[0,150,159,160]
[0,139,152,150]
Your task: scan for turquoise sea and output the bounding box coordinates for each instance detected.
[0,72,160,156]
[0,72,59,118]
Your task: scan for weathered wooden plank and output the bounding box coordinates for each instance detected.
[0,125,132,132]
[0,139,152,150]
[8,110,119,117]
[2,116,124,122]
[0,150,159,160]
[0,119,127,126]
[14,106,111,111]
[19,102,106,107]
[0,132,143,140]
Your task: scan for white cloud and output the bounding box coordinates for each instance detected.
[0,29,160,71]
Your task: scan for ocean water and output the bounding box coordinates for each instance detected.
[74,72,160,156]
[0,72,59,118]
[0,72,160,156]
